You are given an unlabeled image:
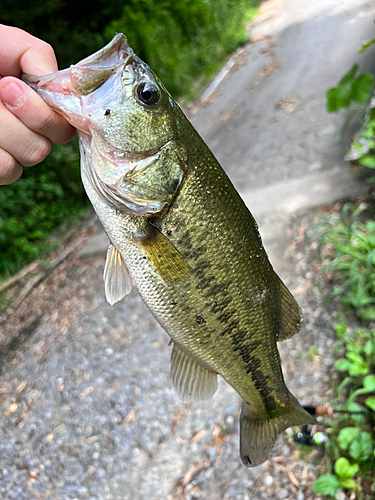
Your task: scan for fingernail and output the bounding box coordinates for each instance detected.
[0,82,25,108]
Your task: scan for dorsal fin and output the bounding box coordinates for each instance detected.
[277,277,303,341]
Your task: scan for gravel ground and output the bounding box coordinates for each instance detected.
[0,204,342,500]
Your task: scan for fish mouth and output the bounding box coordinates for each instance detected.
[23,33,129,94]
[22,34,132,131]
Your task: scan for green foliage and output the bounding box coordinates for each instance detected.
[359,38,375,54]
[0,0,124,68]
[319,203,375,323]
[312,324,375,499]
[106,0,260,99]
[0,139,89,278]
[326,37,375,182]
[313,474,341,498]
[326,65,373,113]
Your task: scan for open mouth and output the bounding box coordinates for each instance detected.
[23,34,130,95]
[22,34,132,131]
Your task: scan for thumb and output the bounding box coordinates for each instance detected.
[0,24,58,78]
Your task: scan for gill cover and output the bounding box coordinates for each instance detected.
[23,34,187,215]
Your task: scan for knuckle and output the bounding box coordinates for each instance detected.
[23,138,51,166]
[0,150,22,185]
[39,41,55,60]
[35,111,55,134]
[55,125,76,145]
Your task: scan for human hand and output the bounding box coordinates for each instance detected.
[0,25,75,185]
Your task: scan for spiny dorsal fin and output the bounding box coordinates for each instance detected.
[138,223,190,282]
[277,277,303,341]
[170,343,218,401]
[103,245,133,305]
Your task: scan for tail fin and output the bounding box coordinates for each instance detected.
[239,394,316,467]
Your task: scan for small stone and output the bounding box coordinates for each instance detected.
[297,491,304,500]
[335,492,346,500]
[282,444,290,456]
[225,415,234,426]
[243,478,254,488]
[278,489,288,499]
[92,452,100,460]
[263,476,273,487]
[8,403,18,413]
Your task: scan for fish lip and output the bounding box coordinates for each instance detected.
[22,34,133,132]
[22,33,131,96]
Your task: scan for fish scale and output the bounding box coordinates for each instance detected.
[24,33,316,467]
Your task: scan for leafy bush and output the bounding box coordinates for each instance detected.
[106,0,260,99]
[0,139,89,279]
[326,38,375,182]
[312,324,375,499]
[319,203,375,323]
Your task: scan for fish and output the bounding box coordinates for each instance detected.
[23,34,316,467]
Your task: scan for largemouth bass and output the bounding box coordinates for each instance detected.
[24,34,315,467]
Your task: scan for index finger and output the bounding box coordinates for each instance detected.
[0,24,58,78]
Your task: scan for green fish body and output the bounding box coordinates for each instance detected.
[24,34,315,467]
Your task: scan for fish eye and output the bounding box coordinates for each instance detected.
[136,82,160,105]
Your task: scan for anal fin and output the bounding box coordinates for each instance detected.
[103,245,133,305]
[170,344,218,401]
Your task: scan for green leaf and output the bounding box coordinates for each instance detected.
[351,73,373,104]
[345,401,367,424]
[363,374,375,390]
[339,64,359,86]
[338,478,357,489]
[365,396,375,411]
[334,457,359,478]
[334,359,351,371]
[359,38,375,54]
[338,376,353,393]
[346,352,364,364]
[359,155,375,168]
[348,360,369,377]
[364,340,375,357]
[348,432,373,461]
[360,307,375,322]
[312,475,341,497]
[326,86,351,112]
[338,427,360,451]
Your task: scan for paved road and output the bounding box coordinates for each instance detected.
[1,1,374,499]
[191,0,375,193]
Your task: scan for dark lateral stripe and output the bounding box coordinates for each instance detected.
[232,333,277,413]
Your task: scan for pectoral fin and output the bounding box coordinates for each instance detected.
[103,245,133,305]
[170,344,218,401]
[138,223,190,282]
